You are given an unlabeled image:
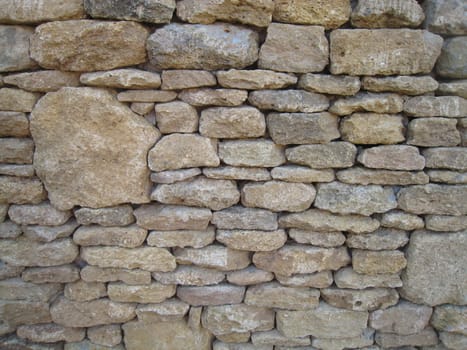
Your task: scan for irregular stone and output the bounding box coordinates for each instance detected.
[202,304,275,335]
[252,330,311,347]
[22,265,80,284]
[337,167,428,186]
[398,184,467,215]
[217,69,296,90]
[0,176,46,204]
[431,168,467,184]
[271,166,334,183]
[73,225,147,248]
[213,342,272,350]
[151,168,201,184]
[17,323,85,343]
[341,113,405,144]
[131,102,154,115]
[298,74,360,96]
[178,284,245,306]
[0,111,29,137]
[161,70,216,90]
[424,0,466,35]
[276,302,368,338]
[80,69,160,89]
[9,203,71,226]
[65,339,124,350]
[0,238,77,267]
[286,142,357,169]
[0,300,52,336]
[408,118,460,147]
[181,88,248,107]
[249,90,329,113]
[87,324,121,347]
[227,266,274,286]
[334,267,402,289]
[279,209,380,234]
[74,205,134,227]
[401,230,467,305]
[215,333,251,344]
[108,282,175,303]
[426,215,467,232]
[275,271,333,289]
[50,296,135,327]
[152,266,224,286]
[217,229,287,251]
[136,299,189,322]
[148,134,219,172]
[84,0,175,23]
[362,76,439,95]
[204,167,271,181]
[330,29,443,76]
[117,89,177,103]
[155,101,198,134]
[440,332,467,349]
[0,164,34,177]
[273,0,350,29]
[432,305,467,335]
[147,227,215,248]
[312,328,375,350]
[346,229,409,250]
[23,219,79,242]
[147,23,259,70]
[176,0,273,27]
[358,145,425,170]
[321,288,399,311]
[0,25,38,72]
[80,266,151,285]
[0,204,6,222]
[404,96,467,118]
[0,278,61,302]
[289,229,346,247]
[437,37,467,78]
[0,261,24,280]
[0,88,39,112]
[330,93,403,116]
[423,147,467,171]
[64,280,106,302]
[31,87,159,210]
[219,140,285,167]
[351,0,424,28]
[438,80,467,99]
[258,23,328,73]
[1,335,64,350]
[0,138,33,164]
[375,328,438,347]
[212,206,278,231]
[4,71,80,92]
[242,181,315,212]
[174,245,250,271]
[0,0,85,23]
[134,204,212,231]
[353,250,407,275]
[0,220,21,239]
[253,245,350,276]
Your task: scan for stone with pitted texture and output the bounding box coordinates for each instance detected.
[152,266,224,286]
[334,267,402,289]
[286,142,357,169]
[353,250,407,275]
[0,25,38,72]
[4,71,80,92]
[404,96,467,118]
[80,69,161,89]
[177,284,245,306]
[424,0,467,35]
[0,177,46,205]
[299,74,361,96]
[217,70,297,90]
[108,282,175,303]
[217,229,286,252]
[17,323,85,343]
[321,288,399,312]
[219,140,285,168]
[408,118,460,147]
[147,227,215,248]
[179,89,247,107]
[362,76,439,95]
[358,145,425,171]
[212,206,278,231]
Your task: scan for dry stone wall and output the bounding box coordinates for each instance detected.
[0,0,466,349]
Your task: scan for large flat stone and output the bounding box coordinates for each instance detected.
[362,75,439,95]
[212,206,278,231]
[174,245,250,271]
[177,284,245,306]
[358,145,425,170]
[341,113,405,144]
[108,282,175,303]
[4,71,80,92]
[286,142,357,169]
[147,227,215,248]
[0,177,48,204]
[353,250,407,275]
[408,118,460,147]
[0,0,85,23]
[152,266,224,286]
[334,267,402,289]
[0,300,52,336]
[80,69,161,89]
[337,167,428,186]
[298,73,361,96]
[219,140,285,167]
[217,69,296,90]
[73,225,147,248]
[437,37,467,78]
[321,287,399,311]
[8,202,71,226]
[404,95,467,117]
[216,229,286,252]
[0,25,38,72]
[424,147,467,171]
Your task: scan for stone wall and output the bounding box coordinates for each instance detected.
[0,0,466,349]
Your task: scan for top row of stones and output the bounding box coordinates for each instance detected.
[0,0,465,34]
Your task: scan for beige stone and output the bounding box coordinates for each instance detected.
[22,265,80,284]
[429,170,467,184]
[334,267,402,289]
[423,147,467,171]
[375,328,438,347]
[81,266,151,285]
[353,250,407,275]
[147,227,215,248]
[117,89,177,102]
[148,134,219,172]
[0,221,21,239]
[65,339,124,350]
[0,262,23,280]
[258,23,328,73]
[0,176,46,204]
[179,88,247,107]
[346,228,409,250]
[64,280,106,302]
[151,168,201,184]
[312,328,374,350]
[0,278,61,302]
[161,70,216,90]
[271,166,334,183]
[253,245,350,276]
[0,138,33,164]
[363,75,439,95]
[425,215,467,232]
[289,229,346,247]
[30,20,149,71]
[131,102,154,115]
[0,164,34,177]
[321,288,399,311]
[219,139,285,167]
[108,282,175,303]
[155,101,198,134]
[217,69,296,90]
[212,206,278,231]
[286,142,357,169]
[74,205,134,227]
[337,167,428,186]
[404,96,467,118]
[0,25,38,72]
[0,88,39,112]
[135,299,189,322]
[80,69,160,89]
[213,342,272,350]
[0,0,85,23]
[424,0,467,35]
[298,74,360,96]
[204,167,271,182]
[4,71,80,93]
[227,266,274,286]
[0,300,52,336]
[358,145,425,170]
[178,284,245,306]
[252,330,311,347]
[250,90,329,113]
[0,112,29,137]
[174,245,250,271]
[153,266,224,286]
[87,324,121,347]
[9,203,71,226]
[217,229,287,251]
[216,333,251,344]
[438,80,467,99]
[275,271,333,288]
[330,93,403,116]
[440,332,467,349]
[23,219,79,242]
[330,29,443,75]
[341,113,405,144]
[408,118,460,147]
[17,323,85,343]
[432,305,467,335]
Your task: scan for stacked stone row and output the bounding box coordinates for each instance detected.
[0,0,466,350]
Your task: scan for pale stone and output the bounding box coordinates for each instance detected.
[0,0,85,23]
[81,266,151,285]
[330,93,403,116]
[440,332,467,349]
[0,221,21,239]
[330,29,443,76]
[22,265,80,284]
[23,219,79,242]
[273,0,350,29]
[0,164,35,177]
[174,245,250,271]
[289,229,346,247]
[152,266,224,286]
[178,284,245,306]
[341,113,405,144]
[334,267,403,289]
[298,74,360,96]
[252,330,311,347]
[135,299,189,322]
[74,225,147,248]
[0,278,61,302]
[81,246,176,272]
[5,71,80,93]
[423,148,467,171]
[242,181,315,212]
[0,176,46,204]
[400,230,467,306]
[80,69,161,89]
[249,90,329,113]
[0,138,33,164]
[87,324,121,347]
[151,168,201,184]
[64,281,106,302]
[117,90,177,102]
[204,167,271,181]
[65,339,124,350]
[321,288,399,311]
[438,80,467,99]
[155,101,198,134]
[404,96,467,118]
[108,282,175,303]
[432,305,467,335]
[0,300,52,336]
[426,215,467,232]
[351,0,424,28]
[0,25,38,72]
[74,205,134,227]
[214,342,272,350]
[217,229,287,251]
[258,23,328,73]
[1,335,63,349]
[353,250,407,275]
[312,328,374,350]
[408,118,460,147]
[177,0,273,27]
[200,107,265,138]
[147,227,215,248]
[51,296,135,327]
[275,271,333,288]
[219,140,285,167]
[0,261,24,280]
[276,302,368,338]
[0,238,77,267]
[0,88,39,112]
[134,204,212,231]
[148,134,219,172]
[436,37,467,78]
[279,209,380,234]
[337,167,428,186]
[346,229,409,250]
[161,70,216,90]
[253,245,350,276]
[217,70,296,90]
[131,102,154,115]
[227,266,274,286]
[9,203,71,226]
[0,112,29,137]
[216,333,251,344]
[286,142,357,169]
[147,23,259,70]
[271,166,334,183]
[363,76,439,95]
[84,0,175,23]
[358,145,425,171]
[424,0,466,35]
[398,185,467,215]
[31,87,158,210]
[17,323,85,343]
[202,304,275,335]
[375,328,438,347]
[212,206,278,231]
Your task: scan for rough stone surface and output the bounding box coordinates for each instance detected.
[259,23,328,73]
[436,37,467,78]
[362,76,439,95]
[337,168,428,186]
[65,339,125,350]
[251,329,311,347]
[0,164,35,177]
[22,265,80,284]
[299,74,361,96]
[74,205,134,227]
[0,278,61,302]
[17,323,85,343]
[423,148,467,171]
[177,284,245,306]
[22,220,79,242]
[217,70,296,90]
[341,113,405,144]
[212,206,278,231]
[108,282,175,303]
[404,96,467,118]
[204,167,271,182]
[117,89,177,103]
[151,168,201,184]
[0,300,52,336]
[0,138,34,164]
[73,225,147,248]
[0,262,24,280]
[432,305,467,335]
[152,266,224,286]
[227,267,274,286]
[87,324,122,347]
[147,23,259,70]
[334,267,403,289]
[0,88,39,112]
[312,328,375,350]
[440,332,467,349]
[1,177,47,204]
[424,0,467,35]
[135,299,189,322]
[271,166,334,183]
[425,215,467,232]
[375,328,439,347]
[81,266,151,285]
[347,229,409,250]
[64,280,106,302]
[155,101,198,134]
[330,93,403,116]
[30,20,149,71]
[249,90,329,113]
[80,69,161,89]
[174,245,250,271]
[179,88,247,107]
[289,229,346,247]
[0,25,38,72]
[353,250,407,275]
[275,271,333,289]
[408,118,460,147]
[161,70,216,90]
[217,229,287,251]
[147,227,215,248]
[219,140,285,167]
[8,203,71,226]
[286,142,357,169]
[358,145,425,171]
[4,71,80,92]
[0,112,29,137]
[321,288,399,311]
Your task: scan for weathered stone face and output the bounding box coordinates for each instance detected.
[81,266,151,285]
[424,147,467,171]
[0,300,52,336]
[271,166,334,183]
[249,90,329,113]
[108,282,176,303]
[275,271,333,289]
[404,95,467,118]
[298,74,361,96]
[64,280,106,302]
[155,102,198,134]
[337,167,428,186]
[289,229,345,247]
[330,93,404,116]
[358,145,425,171]
[347,229,408,250]
[352,250,407,275]
[152,266,224,286]
[22,265,80,284]
[0,138,34,164]
[0,25,38,72]
[179,88,247,107]
[212,206,278,231]
[375,327,439,347]
[321,288,399,312]
[87,324,122,347]
[80,69,161,89]
[147,227,215,249]
[216,229,286,252]
[74,205,134,227]
[177,284,245,306]
[219,140,286,167]
[4,71,81,92]
[362,75,439,95]
[17,323,85,343]
[0,112,29,138]
[286,142,357,169]
[0,88,39,112]
[432,305,467,335]
[408,118,460,147]
[424,0,467,35]
[161,70,216,90]
[0,176,46,204]
[334,267,402,289]
[0,0,85,23]
[73,225,147,248]
[217,70,297,90]
[174,245,250,271]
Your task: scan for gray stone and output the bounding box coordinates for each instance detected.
[353,249,407,275]
[65,339,124,350]
[358,145,425,171]
[217,69,297,90]
[438,80,467,99]
[0,220,21,239]
[0,88,39,112]
[346,228,409,250]
[216,229,287,251]
[9,203,71,226]
[74,205,134,227]
[249,90,329,113]
[312,328,374,350]
[440,332,467,349]
[252,330,311,347]
[334,267,403,289]
[108,282,175,303]
[4,70,80,92]
[375,328,438,347]
[152,266,224,286]
[423,147,467,171]
[408,118,460,147]
[321,288,399,311]
[337,167,428,186]
[80,266,151,285]
[219,139,286,167]
[22,265,80,284]
[174,245,250,271]
[117,89,177,102]
[289,229,346,247]
[73,225,147,248]
[227,266,274,286]
[64,280,106,302]
[0,300,52,336]
[341,113,405,144]
[0,164,35,177]
[271,166,334,183]
[275,271,333,289]
[87,324,122,347]
[426,215,467,232]
[0,278,61,302]
[0,111,29,137]
[213,342,272,350]
[161,70,216,90]
[212,206,278,231]
[80,69,161,89]
[299,74,361,96]
[17,323,85,343]
[23,219,79,242]
[177,284,245,306]
[330,93,403,116]
[135,299,189,322]
[0,138,34,164]
[147,227,215,248]
[0,25,38,72]
[424,0,467,35]
[151,168,201,184]
[0,262,24,280]
[286,142,357,169]
[179,88,247,107]
[404,96,467,117]
[155,101,198,134]
[362,76,439,95]
[432,305,467,335]
[204,167,271,182]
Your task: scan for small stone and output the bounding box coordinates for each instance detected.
[0,112,29,137]
[151,168,201,184]
[375,328,438,347]
[180,88,248,107]
[177,284,245,306]
[81,246,176,272]
[330,93,403,116]
[337,167,428,186]
[73,225,147,248]
[153,266,224,286]
[423,147,467,171]
[0,164,35,177]
[358,145,425,171]
[213,342,272,350]
[23,219,79,242]
[0,278,61,302]
[131,102,154,115]
[253,245,350,276]
[347,229,409,250]
[219,140,285,168]
[279,209,380,234]
[0,262,24,280]
[80,69,161,89]
[204,167,271,182]
[174,245,250,271]
[425,215,467,232]
[432,305,467,335]
[74,205,134,227]
[438,80,467,99]
[275,271,333,288]
[408,118,460,147]
[217,229,287,251]
[404,96,467,118]
[362,76,439,95]
[330,29,443,76]
[50,296,135,327]
[252,330,311,347]
[0,300,52,336]
[334,267,402,289]
[136,299,189,322]
[215,333,251,344]
[148,134,219,172]
[0,138,33,164]
[351,0,424,28]
[249,90,329,113]
[134,204,212,231]
[147,23,259,70]
[343,113,405,144]
[298,74,361,96]
[353,250,407,275]
[271,166,334,183]
[312,328,375,350]
[227,266,274,286]
[64,280,106,302]
[117,90,177,103]
[380,210,424,231]
[0,176,46,204]
[0,221,21,239]
[286,142,357,169]
[424,0,466,35]
[321,288,399,311]
[217,70,296,90]
[289,229,346,247]
[8,203,71,226]
[4,71,80,92]
[0,88,39,112]
[0,25,38,72]
[65,339,124,350]
[212,206,278,231]
[22,265,80,284]
[80,265,151,285]
[155,101,198,134]
[161,70,216,90]
[108,282,175,303]
[147,227,215,248]
[87,324,121,347]
[242,181,315,212]
[258,23,328,73]
[17,323,85,343]
[436,37,467,78]
[440,332,467,349]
